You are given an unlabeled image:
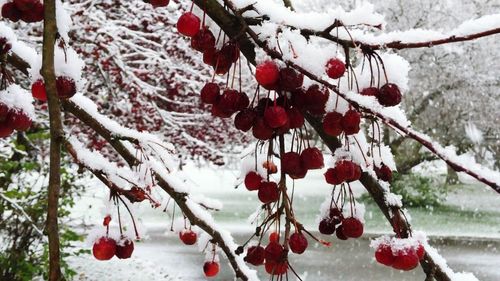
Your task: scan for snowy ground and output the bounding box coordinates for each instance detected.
[68,165,500,280]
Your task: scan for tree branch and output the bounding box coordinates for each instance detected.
[41,0,64,280]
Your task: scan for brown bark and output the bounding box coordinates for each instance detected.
[41,0,64,280]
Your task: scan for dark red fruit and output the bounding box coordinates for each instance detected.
[305,85,329,116]
[378,83,402,107]
[392,248,419,271]
[336,160,361,182]
[323,112,343,136]
[289,232,308,254]
[92,237,116,261]
[203,261,220,277]
[287,107,304,129]
[211,101,233,118]
[0,103,9,121]
[258,181,279,204]
[375,163,393,182]
[31,79,47,101]
[221,41,239,63]
[20,2,43,22]
[264,105,287,128]
[191,27,215,52]
[290,88,308,111]
[245,245,265,266]
[279,67,303,91]
[341,109,361,135]
[179,229,197,245]
[416,244,425,260]
[56,76,76,99]
[318,218,336,235]
[203,47,216,65]
[360,87,379,96]
[269,232,279,243]
[300,147,324,170]
[235,92,249,111]
[2,3,21,22]
[255,61,279,87]
[7,111,32,131]
[325,58,346,79]
[281,152,302,176]
[341,217,363,238]
[329,207,343,220]
[200,83,220,104]
[176,12,200,37]
[212,51,232,75]
[265,261,288,275]
[235,109,256,132]
[335,225,348,240]
[115,237,134,259]
[244,171,262,191]
[264,241,284,261]
[375,243,395,266]
[217,89,239,114]
[252,117,273,140]
[324,168,342,185]
[0,121,14,138]
[14,0,37,11]
[149,0,170,8]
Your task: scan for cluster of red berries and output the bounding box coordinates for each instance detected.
[318,207,364,239]
[0,103,32,138]
[31,76,77,101]
[361,83,402,107]
[374,239,425,271]
[142,0,169,8]
[1,0,43,23]
[244,231,308,276]
[324,159,362,185]
[179,228,197,245]
[92,217,134,261]
[375,163,393,182]
[323,109,361,136]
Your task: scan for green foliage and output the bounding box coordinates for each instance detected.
[390,173,447,208]
[0,131,83,281]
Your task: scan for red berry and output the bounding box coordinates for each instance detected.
[290,88,308,111]
[179,229,197,245]
[329,208,343,220]
[211,101,233,118]
[176,12,200,37]
[115,237,134,259]
[212,51,232,75]
[149,0,169,8]
[258,181,279,204]
[265,261,288,275]
[191,27,215,52]
[281,152,302,176]
[325,58,346,79]
[279,67,303,91]
[14,0,37,11]
[289,232,308,254]
[0,103,9,121]
[203,47,216,65]
[200,83,220,104]
[324,168,342,185]
[244,171,262,191]
[31,79,47,101]
[287,107,304,129]
[300,147,324,170]
[221,41,240,63]
[336,160,361,182]
[264,105,287,128]
[56,76,77,99]
[318,218,336,235]
[375,243,395,266]
[360,87,379,96]
[378,83,402,107]
[323,112,343,136]
[218,89,240,114]
[305,85,329,116]
[235,92,249,111]
[341,217,363,238]
[0,120,14,138]
[335,225,348,240]
[416,243,425,260]
[235,109,257,132]
[375,164,392,182]
[20,1,43,23]
[264,241,283,261]
[2,3,21,22]
[7,111,32,131]
[392,248,419,271]
[245,245,265,266]
[269,232,280,243]
[341,109,361,135]
[203,261,220,277]
[92,237,116,261]
[252,117,273,140]
[255,61,279,87]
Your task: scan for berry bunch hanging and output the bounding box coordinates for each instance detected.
[1,0,44,23]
